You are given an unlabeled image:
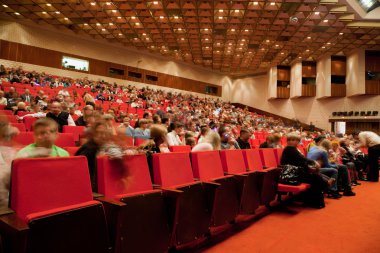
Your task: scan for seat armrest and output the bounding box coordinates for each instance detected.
[92,192,104,198]
[202,181,220,188]
[0,213,29,234]
[194,178,200,181]
[161,188,183,198]
[152,184,161,189]
[0,208,15,216]
[96,197,126,207]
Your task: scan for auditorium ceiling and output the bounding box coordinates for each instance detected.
[1,0,380,76]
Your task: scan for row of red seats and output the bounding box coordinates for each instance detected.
[0,144,311,252]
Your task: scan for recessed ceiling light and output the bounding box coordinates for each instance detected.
[106,2,111,5]
[323,19,328,22]
[281,52,284,54]
[307,36,311,39]
[3,4,8,7]
[234,10,239,13]
[117,16,121,19]
[131,16,136,19]
[218,17,223,19]
[15,12,20,15]
[245,29,249,32]
[253,2,258,5]
[217,43,220,45]
[205,38,209,41]
[204,28,209,31]
[178,28,182,31]
[159,16,164,19]
[112,10,117,13]
[227,50,231,53]
[55,11,60,14]
[298,56,302,59]
[96,23,100,26]
[42,11,47,14]
[90,2,96,6]
[153,1,159,4]
[270,2,275,6]
[102,28,105,31]
[181,38,185,40]
[134,38,138,40]
[322,46,325,48]
[266,39,270,42]
[239,48,242,50]
[275,44,279,47]
[64,17,68,20]
[146,38,149,40]
[231,29,235,32]
[219,9,223,13]
[327,42,331,45]
[249,51,252,54]
[119,33,122,36]
[216,51,220,53]
[205,46,209,49]
[261,48,265,50]
[306,49,310,52]
[135,22,140,25]
[240,43,244,46]
[229,43,232,45]
[315,12,320,15]
[84,23,88,26]
[46,4,51,7]
[339,32,343,35]
[174,16,179,19]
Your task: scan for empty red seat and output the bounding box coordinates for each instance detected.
[55,133,75,147]
[242,149,280,206]
[274,148,284,165]
[191,151,240,226]
[0,157,109,253]
[63,146,80,156]
[23,116,37,131]
[169,145,191,152]
[259,148,278,167]
[219,150,261,214]
[62,125,85,142]
[13,132,34,146]
[153,152,218,248]
[11,122,26,132]
[96,155,171,253]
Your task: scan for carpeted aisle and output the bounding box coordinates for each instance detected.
[196,182,380,253]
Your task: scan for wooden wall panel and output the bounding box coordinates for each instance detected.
[302,62,316,78]
[0,40,221,96]
[277,87,290,98]
[365,80,380,95]
[277,68,290,81]
[331,84,346,97]
[301,84,316,97]
[331,59,346,76]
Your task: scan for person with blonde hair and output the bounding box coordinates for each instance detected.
[192,131,221,152]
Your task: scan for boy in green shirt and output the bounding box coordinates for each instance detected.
[16,118,69,158]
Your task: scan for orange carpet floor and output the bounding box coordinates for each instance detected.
[189,181,380,253]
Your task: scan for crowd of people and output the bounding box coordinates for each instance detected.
[0,65,379,210]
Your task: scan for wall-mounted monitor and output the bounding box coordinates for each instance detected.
[62,56,89,72]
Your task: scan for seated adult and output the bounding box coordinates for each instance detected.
[0,91,7,105]
[259,135,275,148]
[281,133,329,209]
[192,131,221,152]
[308,139,355,197]
[118,116,134,137]
[16,118,69,158]
[46,101,75,132]
[219,125,239,150]
[75,105,94,127]
[167,122,185,146]
[134,119,150,139]
[13,102,27,115]
[20,89,34,103]
[236,129,251,149]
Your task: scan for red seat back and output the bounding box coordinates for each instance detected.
[134,138,147,146]
[191,151,224,181]
[274,148,284,165]
[219,150,247,174]
[63,125,85,142]
[23,117,37,131]
[10,157,93,221]
[169,145,191,153]
[17,111,32,117]
[56,133,75,147]
[242,149,264,171]
[63,146,80,156]
[153,152,194,188]
[259,148,278,167]
[0,110,13,115]
[13,132,34,146]
[11,123,26,132]
[97,155,153,199]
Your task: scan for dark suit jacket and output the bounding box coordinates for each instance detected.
[20,94,34,103]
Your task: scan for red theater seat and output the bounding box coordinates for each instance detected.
[0,110,13,115]
[63,146,80,156]
[191,151,240,227]
[0,157,109,253]
[219,150,261,214]
[11,123,26,132]
[153,152,218,248]
[13,132,34,146]
[169,145,191,152]
[96,155,171,253]
[55,133,75,147]
[23,117,37,131]
[242,149,280,206]
[260,148,310,199]
[62,125,85,142]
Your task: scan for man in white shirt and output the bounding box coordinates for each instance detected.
[353,131,380,182]
[167,122,185,146]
